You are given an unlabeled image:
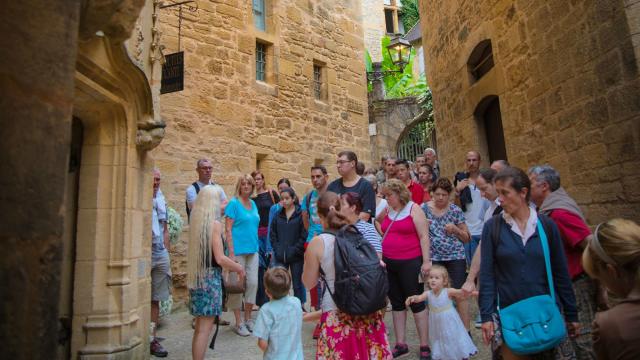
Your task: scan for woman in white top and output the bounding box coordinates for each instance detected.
[302,191,392,360]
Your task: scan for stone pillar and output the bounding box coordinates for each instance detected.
[0,1,80,359]
[371,62,386,101]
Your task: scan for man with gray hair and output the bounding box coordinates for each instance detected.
[185,158,228,219]
[528,164,598,360]
[423,147,440,181]
[151,168,170,357]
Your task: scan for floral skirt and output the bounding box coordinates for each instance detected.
[189,267,223,317]
[316,310,392,360]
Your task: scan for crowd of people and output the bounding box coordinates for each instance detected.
[149,148,640,360]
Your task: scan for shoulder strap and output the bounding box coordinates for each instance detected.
[492,214,502,247]
[268,188,275,204]
[537,216,556,301]
[193,182,200,194]
[381,208,401,243]
[305,191,312,211]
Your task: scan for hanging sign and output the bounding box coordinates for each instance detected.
[161,51,184,94]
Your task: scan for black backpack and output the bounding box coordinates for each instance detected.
[185,182,200,220]
[320,225,388,316]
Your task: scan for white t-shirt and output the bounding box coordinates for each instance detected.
[463,183,490,236]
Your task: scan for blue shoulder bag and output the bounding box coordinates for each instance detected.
[497,219,567,355]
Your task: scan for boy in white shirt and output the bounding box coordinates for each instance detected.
[253,267,303,360]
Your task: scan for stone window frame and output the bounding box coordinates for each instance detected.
[312,61,328,102]
[254,36,277,88]
[467,39,495,82]
[384,0,400,35]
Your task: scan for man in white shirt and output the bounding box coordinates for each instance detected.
[185,159,228,220]
[454,151,490,267]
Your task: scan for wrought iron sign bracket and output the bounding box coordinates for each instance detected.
[159,0,198,51]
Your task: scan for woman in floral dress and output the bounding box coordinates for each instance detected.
[302,191,392,359]
[187,185,245,360]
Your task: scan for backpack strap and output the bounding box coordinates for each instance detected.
[268,188,276,204]
[305,191,312,212]
[186,182,201,219]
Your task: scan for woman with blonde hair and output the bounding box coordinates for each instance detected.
[188,185,245,360]
[225,174,261,336]
[582,218,640,360]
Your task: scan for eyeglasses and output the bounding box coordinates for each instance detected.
[336,160,352,165]
[198,166,213,171]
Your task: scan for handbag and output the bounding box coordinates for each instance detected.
[223,270,246,294]
[497,220,567,355]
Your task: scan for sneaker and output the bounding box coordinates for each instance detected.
[392,343,409,358]
[419,345,432,360]
[233,323,251,337]
[312,323,322,340]
[150,338,168,357]
[245,319,255,332]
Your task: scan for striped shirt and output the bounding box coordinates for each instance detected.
[355,219,382,253]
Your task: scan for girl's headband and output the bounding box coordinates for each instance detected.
[590,223,616,265]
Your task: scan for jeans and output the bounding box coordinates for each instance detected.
[464,235,481,267]
[273,260,305,305]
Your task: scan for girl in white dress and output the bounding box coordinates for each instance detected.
[406,265,477,360]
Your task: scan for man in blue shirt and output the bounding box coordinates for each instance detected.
[301,165,329,244]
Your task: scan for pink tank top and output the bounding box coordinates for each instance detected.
[381,203,422,260]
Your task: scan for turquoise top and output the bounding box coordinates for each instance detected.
[224,197,260,255]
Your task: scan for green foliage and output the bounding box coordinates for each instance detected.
[167,207,183,245]
[399,0,420,33]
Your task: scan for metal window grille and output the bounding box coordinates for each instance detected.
[313,65,322,99]
[253,0,265,31]
[256,43,266,81]
[397,120,437,161]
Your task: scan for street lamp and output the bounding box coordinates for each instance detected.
[386,36,412,70]
[366,36,413,82]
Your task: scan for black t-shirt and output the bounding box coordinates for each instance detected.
[327,177,376,218]
[252,190,280,227]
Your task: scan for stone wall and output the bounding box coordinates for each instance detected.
[362,0,387,62]
[0,1,79,358]
[369,96,426,163]
[154,0,371,301]
[420,0,640,224]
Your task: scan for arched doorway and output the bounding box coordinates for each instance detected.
[475,95,507,162]
[396,118,437,161]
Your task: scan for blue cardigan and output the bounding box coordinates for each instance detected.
[479,214,578,323]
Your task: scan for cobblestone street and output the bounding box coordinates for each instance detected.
[156,301,491,359]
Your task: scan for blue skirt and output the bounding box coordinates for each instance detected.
[189,267,223,317]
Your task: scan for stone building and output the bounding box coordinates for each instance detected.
[420,0,640,223]
[153,0,370,300]
[1,0,165,358]
[362,0,405,61]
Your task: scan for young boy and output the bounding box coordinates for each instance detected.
[253,267,303,360]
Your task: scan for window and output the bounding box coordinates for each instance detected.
[384,9,396,34]
[312,62,327,101]
[468,40,494,81]
[475,96,507,162]
[253,0,266,31]
[313,65,322,99]
[256,42,266,81]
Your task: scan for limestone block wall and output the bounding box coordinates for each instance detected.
[420,0,640,224]
[362,0,387,61]
[154,0,371,301]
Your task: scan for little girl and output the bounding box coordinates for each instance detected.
[406,265,477,360]
[582,218,640,360]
